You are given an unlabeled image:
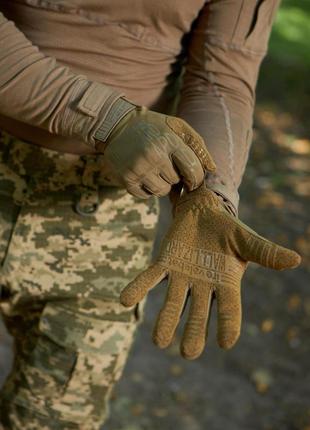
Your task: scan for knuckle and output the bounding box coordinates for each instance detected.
[126,184,149,199]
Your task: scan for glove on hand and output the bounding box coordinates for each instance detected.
[120,184,301,360]
[95,105,216,198]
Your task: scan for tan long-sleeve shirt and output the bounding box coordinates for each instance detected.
[0,0,280,209]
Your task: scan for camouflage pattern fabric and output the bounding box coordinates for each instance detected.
[0,130,159,429]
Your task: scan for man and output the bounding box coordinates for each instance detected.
[0,0,300,429]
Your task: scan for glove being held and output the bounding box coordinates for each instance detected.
[120,184,301,359]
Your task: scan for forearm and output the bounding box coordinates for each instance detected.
[177,69,254,213]
[0,12,125,148]
[177,0,280,212]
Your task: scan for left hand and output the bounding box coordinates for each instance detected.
[120,184,301,360]
[96,107,216,197]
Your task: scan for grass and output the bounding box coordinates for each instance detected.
[257,0,309,126]
[269,0,310,66]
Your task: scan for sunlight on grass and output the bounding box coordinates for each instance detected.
[276,8,310,43]
[269,3,310,65]
[257,1,309,118]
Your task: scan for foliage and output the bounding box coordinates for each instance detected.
[269,0,310,66]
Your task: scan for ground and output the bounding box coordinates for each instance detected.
[0,1,309,429]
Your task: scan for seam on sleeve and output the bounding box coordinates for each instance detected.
[205,35,267,56]
[239,128,252,180]
[207,72,236,190]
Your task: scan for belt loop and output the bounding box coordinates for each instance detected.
[75,187,99,216]
[74,155,100,216]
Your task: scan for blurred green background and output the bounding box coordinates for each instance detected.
[269,0,310,65]
[258,0,310,119]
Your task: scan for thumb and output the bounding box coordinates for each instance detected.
[236,223,301,270]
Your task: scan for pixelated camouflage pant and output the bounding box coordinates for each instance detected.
[0,130,159,429]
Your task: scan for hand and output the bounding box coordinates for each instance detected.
[120,184,301,359]
[96,105,216,198]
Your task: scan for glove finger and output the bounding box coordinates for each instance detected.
[216,284,241,350]
[180,282,213,360]
[237,226,301,270]
[120,263,167,307]
[158,164,180,185]
[171,146,205,191]
[165,116,216,173]
[126,182,152,199]
[142,174,172,197]
[152,271,189,349]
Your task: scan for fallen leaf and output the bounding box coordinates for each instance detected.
[151,407,169,418]
[256,191,285,208]
[170,364,184,376]
[287,294,302,311]
[130,403,145,416]
[174,390,188,403]
[261,319,274,333]
[295,237,310,260]
[286,326,301,348]
[291,139,310,155]
[251,369,273,394]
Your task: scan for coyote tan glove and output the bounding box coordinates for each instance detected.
[94,105,216,198]
[120,184,301,360]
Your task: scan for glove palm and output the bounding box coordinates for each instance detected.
[120,185,301,359]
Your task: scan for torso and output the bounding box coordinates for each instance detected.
[0,0,207,153]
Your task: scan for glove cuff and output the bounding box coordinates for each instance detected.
[172,183,237,218]
[94,98,137,151]
[211,189,237,217]
[173,183,219,211]
[205,174,239,215]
